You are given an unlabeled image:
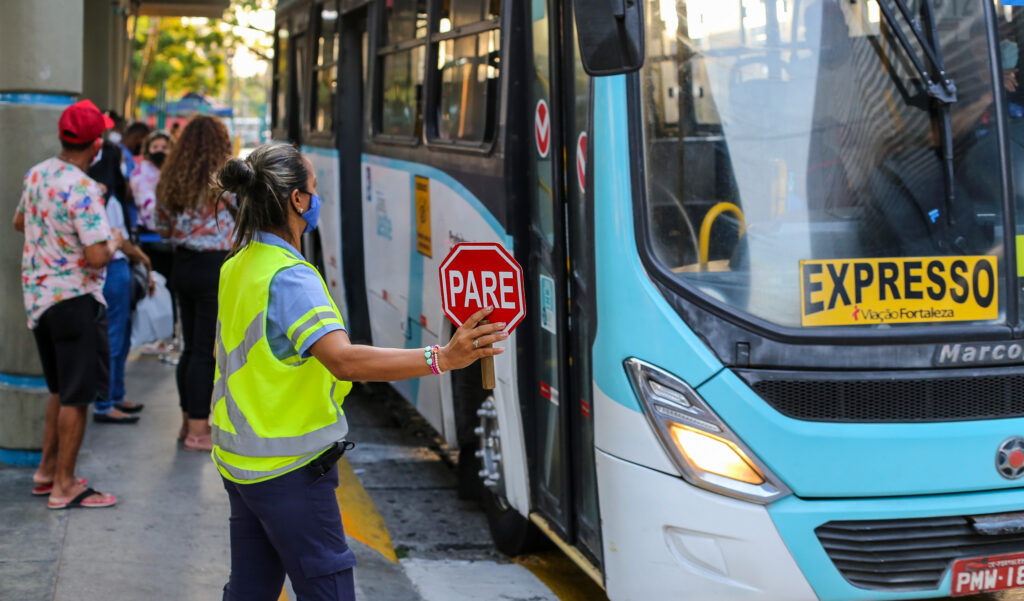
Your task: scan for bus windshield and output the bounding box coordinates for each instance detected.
[640,0,1014,329]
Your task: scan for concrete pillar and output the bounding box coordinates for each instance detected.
[82,0,130,113]
[0,0,84,464]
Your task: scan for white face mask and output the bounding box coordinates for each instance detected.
[107,131,122,145]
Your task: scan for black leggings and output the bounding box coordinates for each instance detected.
[141,238,175,322]
[171,248,227,420]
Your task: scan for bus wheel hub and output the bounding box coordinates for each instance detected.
[474,396,502,492]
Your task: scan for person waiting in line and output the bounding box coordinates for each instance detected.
[131,130,176,353]
[13,99,121,509]
[155,116,235,451]
[88,135,152,423]
[123,121,152,171]
[214,143,506,600]
[104,112,142,181]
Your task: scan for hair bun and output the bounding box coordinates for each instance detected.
[218,157,257,195]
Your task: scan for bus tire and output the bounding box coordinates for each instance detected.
[480,475,545,557]
[451,358,544,555]
[457,443,481,501]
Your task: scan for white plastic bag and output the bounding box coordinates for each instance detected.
[131,271,174,349]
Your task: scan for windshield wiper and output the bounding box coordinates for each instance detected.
[875,0,959,227]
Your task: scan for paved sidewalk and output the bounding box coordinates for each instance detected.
[0,356,592,601]
[0,357,229,601]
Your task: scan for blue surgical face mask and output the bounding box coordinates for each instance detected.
[1002,39,1019,71]
[301,192,321,234]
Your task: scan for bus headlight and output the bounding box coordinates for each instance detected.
[625,358,790,503]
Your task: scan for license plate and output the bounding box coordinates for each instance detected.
[951,552,1024,596]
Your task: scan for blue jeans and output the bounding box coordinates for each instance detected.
[95,259,131,414]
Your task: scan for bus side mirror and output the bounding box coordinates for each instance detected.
[574,0,645,75]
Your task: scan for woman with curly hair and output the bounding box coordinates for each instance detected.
[155,116,235,451]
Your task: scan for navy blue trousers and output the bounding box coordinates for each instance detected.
[222,463,357,601]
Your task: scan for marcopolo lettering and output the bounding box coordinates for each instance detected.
[800,256,999,327]
[934,342,1024,366]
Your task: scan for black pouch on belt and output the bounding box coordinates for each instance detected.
[308,441,356,476]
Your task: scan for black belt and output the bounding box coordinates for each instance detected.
[307,441,356,476]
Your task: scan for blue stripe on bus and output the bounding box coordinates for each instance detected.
[0,93,76,106]
[0,448,43,467]
[407,171,425,405]
[589,75,722,413]
[361,153,512,248]
[768,487,1024,600]
[0,373,48,390]
[300,145,339,158]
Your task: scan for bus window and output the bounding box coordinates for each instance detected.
[431,1,500,144]
[376,0,427,138]
[639,0,1006,328]
[444,0,499,28]
[295,30,310,134]
[383,0,427,43]
[273,24,290,131]
[313,2,340,134]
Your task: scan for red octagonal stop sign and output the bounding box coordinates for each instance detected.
[439,242,525,333]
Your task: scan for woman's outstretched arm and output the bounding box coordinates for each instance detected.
[309,307,508,382]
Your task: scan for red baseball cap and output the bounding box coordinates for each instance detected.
[58,99,115,145]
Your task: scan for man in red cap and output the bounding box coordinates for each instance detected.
[11,99,123,509]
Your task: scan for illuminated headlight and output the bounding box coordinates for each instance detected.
[625,358,789,503]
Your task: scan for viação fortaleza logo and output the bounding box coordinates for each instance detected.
[850,305,955,323]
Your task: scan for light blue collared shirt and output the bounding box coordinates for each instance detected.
[256,231,345,361]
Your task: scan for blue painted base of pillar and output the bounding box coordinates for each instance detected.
[0,448,42,467]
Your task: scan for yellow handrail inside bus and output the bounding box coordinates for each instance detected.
[699,202,746,270]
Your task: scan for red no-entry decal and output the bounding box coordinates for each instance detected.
[576,131,587,193]
[535,99,550,158]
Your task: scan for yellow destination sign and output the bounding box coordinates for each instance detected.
[800,256,998,327]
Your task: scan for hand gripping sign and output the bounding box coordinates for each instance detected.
[440,243,525,389]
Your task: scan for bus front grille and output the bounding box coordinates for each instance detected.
[816,516,1024,592]
[739,369,1024,422]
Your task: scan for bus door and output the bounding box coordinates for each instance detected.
[338,0,371,343]
[525,0,601,565]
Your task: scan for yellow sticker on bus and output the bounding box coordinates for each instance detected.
[799,256,998,327]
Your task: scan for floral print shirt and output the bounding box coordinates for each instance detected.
[18,158,112,329]
[129,159,160,231]
[155,193,236,252]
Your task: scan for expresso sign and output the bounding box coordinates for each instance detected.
[800,256,999,327]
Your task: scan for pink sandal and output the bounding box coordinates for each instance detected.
[32,477,87,496]
[48,488,117,510]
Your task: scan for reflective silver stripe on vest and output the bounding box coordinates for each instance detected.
[224,312,266,381]
[211,387,349,457]
[288,310,338,348]
[213,311,349,458]
[213,446,328,482]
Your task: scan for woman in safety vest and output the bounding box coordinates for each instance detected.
[213,143,506,601]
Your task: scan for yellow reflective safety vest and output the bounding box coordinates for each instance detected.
[211,240,352,484]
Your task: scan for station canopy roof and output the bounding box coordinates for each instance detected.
[146,92,233,117]
[137,0,231,18]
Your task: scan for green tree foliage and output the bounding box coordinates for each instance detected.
[132,17,228,106]
[130,0,274,112]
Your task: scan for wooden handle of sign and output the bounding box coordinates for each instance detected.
[480,319,496,390]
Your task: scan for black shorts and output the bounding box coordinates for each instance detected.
[32,295,110,407]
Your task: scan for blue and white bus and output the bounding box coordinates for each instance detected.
[273,0,1024,598]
